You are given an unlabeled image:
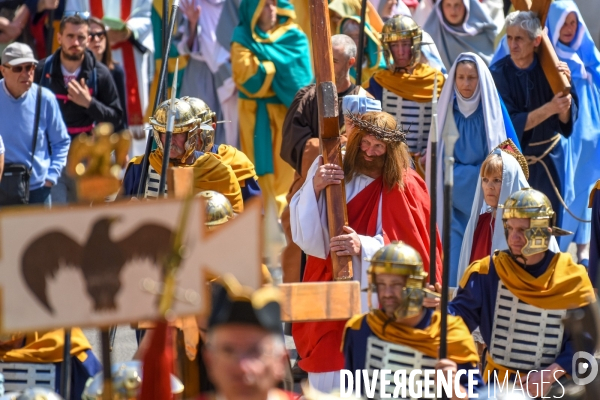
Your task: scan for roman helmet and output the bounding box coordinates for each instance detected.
[380,15,422,71]
[197,190,234,227]
[181,96,217,153]
[149,98,198,162]
[82,361,183,400]
[366,241,428,320]
[501,187,569,258]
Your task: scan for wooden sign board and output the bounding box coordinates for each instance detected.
[0,198,262,333]
[279,281,361,322]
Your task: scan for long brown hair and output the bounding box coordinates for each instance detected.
[89,17,114,70]
[343,111,410,190]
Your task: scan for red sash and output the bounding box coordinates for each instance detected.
[91,0,144,127]
[293,169,442,373]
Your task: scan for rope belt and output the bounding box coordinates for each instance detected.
[525,134,591,223]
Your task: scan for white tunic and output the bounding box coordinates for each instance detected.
[290,156,383,311]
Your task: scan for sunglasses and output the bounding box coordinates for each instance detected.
[89,32,106,40]
[63,11,91,19]
[3,64,35,73]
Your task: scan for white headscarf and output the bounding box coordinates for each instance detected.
[456,149,560,282]
[425,52,506,233]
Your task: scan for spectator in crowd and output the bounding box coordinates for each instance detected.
[0,42,69,206]
[34,13,123,203]
[88,15,127,131]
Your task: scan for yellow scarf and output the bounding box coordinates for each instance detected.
[344,310,479,365]
[0,328,91,363]
[368,64,445,103]
[147,150,243,213]
[215,144,257,185]
[493,251,594,309]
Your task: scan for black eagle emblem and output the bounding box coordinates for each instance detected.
[21,217,173,313]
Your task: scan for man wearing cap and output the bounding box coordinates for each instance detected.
[0,42,69,206]
[343,242,481,399]
[279,34,373,284]
[200,275,294,400]
[34,13,123,203]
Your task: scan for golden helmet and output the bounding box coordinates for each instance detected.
[501,188,555,257]
[149,99,198,161]
[197,190,234,227]
[366,241,427,320]
[181,96,217,153]
[82,361,183,400]
[380,15,422,70]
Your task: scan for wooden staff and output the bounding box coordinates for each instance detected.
[512,0,571,95]
[429,75,438,286]
[356,0,368,85]
[136,0,181,198]
[309,0,353,280]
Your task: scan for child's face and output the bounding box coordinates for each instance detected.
[482,172,502,208]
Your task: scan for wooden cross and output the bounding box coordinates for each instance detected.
[512,0,571,95]
[279,281,361,322]
[309,0,353,281]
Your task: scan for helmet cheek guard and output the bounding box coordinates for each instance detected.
[149,98,199,162]
[366,241,427,319]
[381,15,422,71]
[501,187,570,260]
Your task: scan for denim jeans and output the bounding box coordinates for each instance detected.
[29,186,52,207]
[51,169,77,204]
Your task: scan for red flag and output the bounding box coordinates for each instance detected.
[139,321,173,399]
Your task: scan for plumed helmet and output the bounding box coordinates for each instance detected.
[381,15,422,71]
[197,190,234,227]
[366,241,427,319]
[81,361,183,400]
[181,96,217,153]
[149,99,198,161]
[501,187,555,257]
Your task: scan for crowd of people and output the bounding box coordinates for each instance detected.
[0,0,599,398]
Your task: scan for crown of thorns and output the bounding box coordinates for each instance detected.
[346,112,407,143]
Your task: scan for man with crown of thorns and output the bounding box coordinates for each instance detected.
[289,111,443,392]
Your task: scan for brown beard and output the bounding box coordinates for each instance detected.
[354,150,385,177]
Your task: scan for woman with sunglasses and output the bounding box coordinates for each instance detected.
[87,16,127,131]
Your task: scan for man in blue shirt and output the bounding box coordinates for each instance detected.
[0,42,69,206]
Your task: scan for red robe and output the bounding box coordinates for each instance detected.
[469,212,495,264]
[292,168,443,373]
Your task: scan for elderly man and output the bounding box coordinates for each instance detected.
[343,241,481,399]
[448,188,594,397]
[279,34,372,284]
[365,15,445,176]
[200,275,293,400]
[290,111,442,392]
[491,11,576,228]
[0,42,69,206]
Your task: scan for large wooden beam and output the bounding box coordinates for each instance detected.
[511,0,571,96]
[279,281,361,322]
[309,0,353,280]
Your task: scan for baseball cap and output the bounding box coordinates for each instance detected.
[2,43,38,66]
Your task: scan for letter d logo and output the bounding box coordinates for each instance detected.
[573,351,598,386]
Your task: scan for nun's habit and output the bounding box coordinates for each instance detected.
[425,52,519,287]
